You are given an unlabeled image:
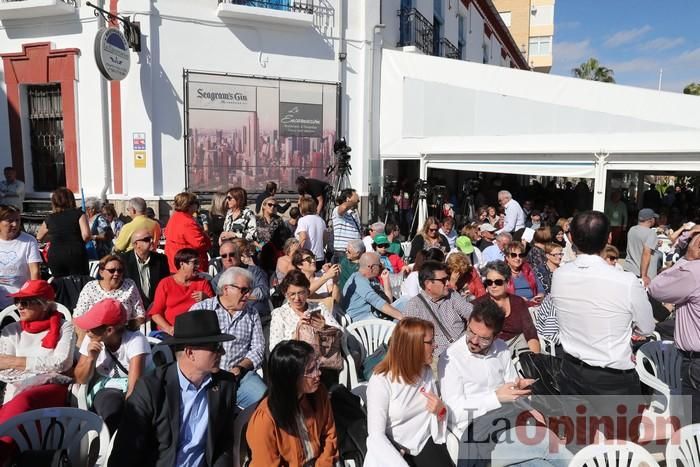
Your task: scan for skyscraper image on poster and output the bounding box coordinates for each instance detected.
[184,71,338,193]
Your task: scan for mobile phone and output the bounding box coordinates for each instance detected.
[523,378,540,388]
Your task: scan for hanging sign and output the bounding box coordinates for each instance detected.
[94,27,130,81]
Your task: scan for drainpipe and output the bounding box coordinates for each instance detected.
[337,0,347,137]
[98,0,113,202]
[367,23,385,221]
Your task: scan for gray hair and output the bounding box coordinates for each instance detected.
[497,190,512,201]
[496,232,512,243]
[480,260,512,281]
[347,239,366,255]
[370,222,385,234]
[129,197,147,214]
[216,266,253,295]
[359,251,380,269]
[85,197,102,211]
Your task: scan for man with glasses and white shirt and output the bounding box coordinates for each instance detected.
[439,300,570,465]
[190,266,266,409]
[341,252,403,322]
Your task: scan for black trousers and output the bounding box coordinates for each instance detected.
[680,355,700,424]
[404,437,454,467]
[92,388,125,434]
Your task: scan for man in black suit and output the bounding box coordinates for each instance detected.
[109,309,238,467]
[120,228,170,309]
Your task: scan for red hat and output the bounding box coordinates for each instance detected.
[73,299,127,330]
[8,280,55,301]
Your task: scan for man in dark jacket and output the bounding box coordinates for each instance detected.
[121,228,170,308]
[109,309,238,467]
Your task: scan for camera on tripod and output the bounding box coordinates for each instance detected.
[415,179,430,199]
[333,138,352,174]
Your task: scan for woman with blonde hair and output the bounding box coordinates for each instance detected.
[275,237,300,285]
[408,216,450,261]
[295,195,327,269]
[257,196,289,274]
[220,186,257,243]
[365,317,452,466]
[163,192,210,273]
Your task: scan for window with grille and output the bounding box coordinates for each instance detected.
[27,84,66,192]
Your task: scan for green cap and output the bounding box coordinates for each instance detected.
[373,233,389,245]
[456,236,474,254]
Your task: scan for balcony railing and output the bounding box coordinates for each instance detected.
[397,8,434,56]
[439,38,460,59]
[217,0,314,14]
[0,0,75,3]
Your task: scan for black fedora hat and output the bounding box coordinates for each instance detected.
[162,309,235,346]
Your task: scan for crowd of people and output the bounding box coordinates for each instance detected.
[0,174,697,466]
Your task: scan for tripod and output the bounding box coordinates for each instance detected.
[410,192,428,238]
[323,165,352,223]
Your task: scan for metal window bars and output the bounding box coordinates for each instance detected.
[218,0,314,14]
[397,8,434,56]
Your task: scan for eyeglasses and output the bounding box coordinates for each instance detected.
[304,361,321,377]
[302,257,315,264]
[607,256,618,261]
[484,279,506,287]
[103,267,124,274]
[286,290,309,299]
[134,237,152,244]
[548,252,564,257]
[14,297,42,308]
[226,284,252,296]
[508,252,526,259]
[376,243,389,248]
[424,338,437,346]
[466,326,493,345]
[429,277,449,285]
[220,253,237,259]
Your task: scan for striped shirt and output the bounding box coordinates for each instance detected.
[404,290,472,356]
[331,206,361,252]
[535,294,559,343]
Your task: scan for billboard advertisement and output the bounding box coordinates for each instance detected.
[185,71,339,193]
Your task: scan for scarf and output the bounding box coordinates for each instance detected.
[20,310,62,349]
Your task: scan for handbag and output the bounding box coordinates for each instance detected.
[12,418,72,467]
[294,321,344,371]
[87,348,130,407]
[361,343,388,381]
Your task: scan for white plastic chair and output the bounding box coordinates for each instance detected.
[666,424,700,467]
[0,407,111,467]
[636,340,682,418]
[89,260,100,278]
[208,257,221,277]
[68,383,88,410]
[569,440,660,467]
[341,319,395,389]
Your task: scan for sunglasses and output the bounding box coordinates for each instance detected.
[265,203,278,208]
[134,237,152,244]
[14,297,42,307]
[429,277,449,284]
[428,228,439,232]
[103,267,124,274]
[508,252,526,259]
[376,243,389,248]
[220,253,237,259]
[227,284,252,296]
[302,257,315,264]
[484,279,506,287]
[607,256,618,261]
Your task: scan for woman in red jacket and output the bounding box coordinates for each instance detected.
[504,241,544,307]
[164,192,211,273]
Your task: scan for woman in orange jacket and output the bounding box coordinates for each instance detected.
[163,192,210,273]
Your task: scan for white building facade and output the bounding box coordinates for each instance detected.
[0,0,525,218]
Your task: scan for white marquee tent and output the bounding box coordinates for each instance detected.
[379,49,700,215]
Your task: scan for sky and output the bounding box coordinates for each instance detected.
[551,0,700,93]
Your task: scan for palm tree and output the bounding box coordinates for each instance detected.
[571,58,616,83]
[683,83,700,95]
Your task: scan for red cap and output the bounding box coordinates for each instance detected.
[8,280,55,301]
[73,299,127,330]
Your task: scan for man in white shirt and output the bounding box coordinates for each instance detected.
[440,300,568,465]
[362,222,385,253]
[496,191,525,234]
[552,210,654,397]
[481,232,511,264]
[0,167,25,211]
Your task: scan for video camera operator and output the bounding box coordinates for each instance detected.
[296,176,330,216]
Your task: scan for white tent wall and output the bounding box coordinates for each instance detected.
[379,48,700,211]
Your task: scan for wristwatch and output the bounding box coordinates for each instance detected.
[233,365,248,376]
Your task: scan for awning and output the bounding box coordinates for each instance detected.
[426,160,596,178]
